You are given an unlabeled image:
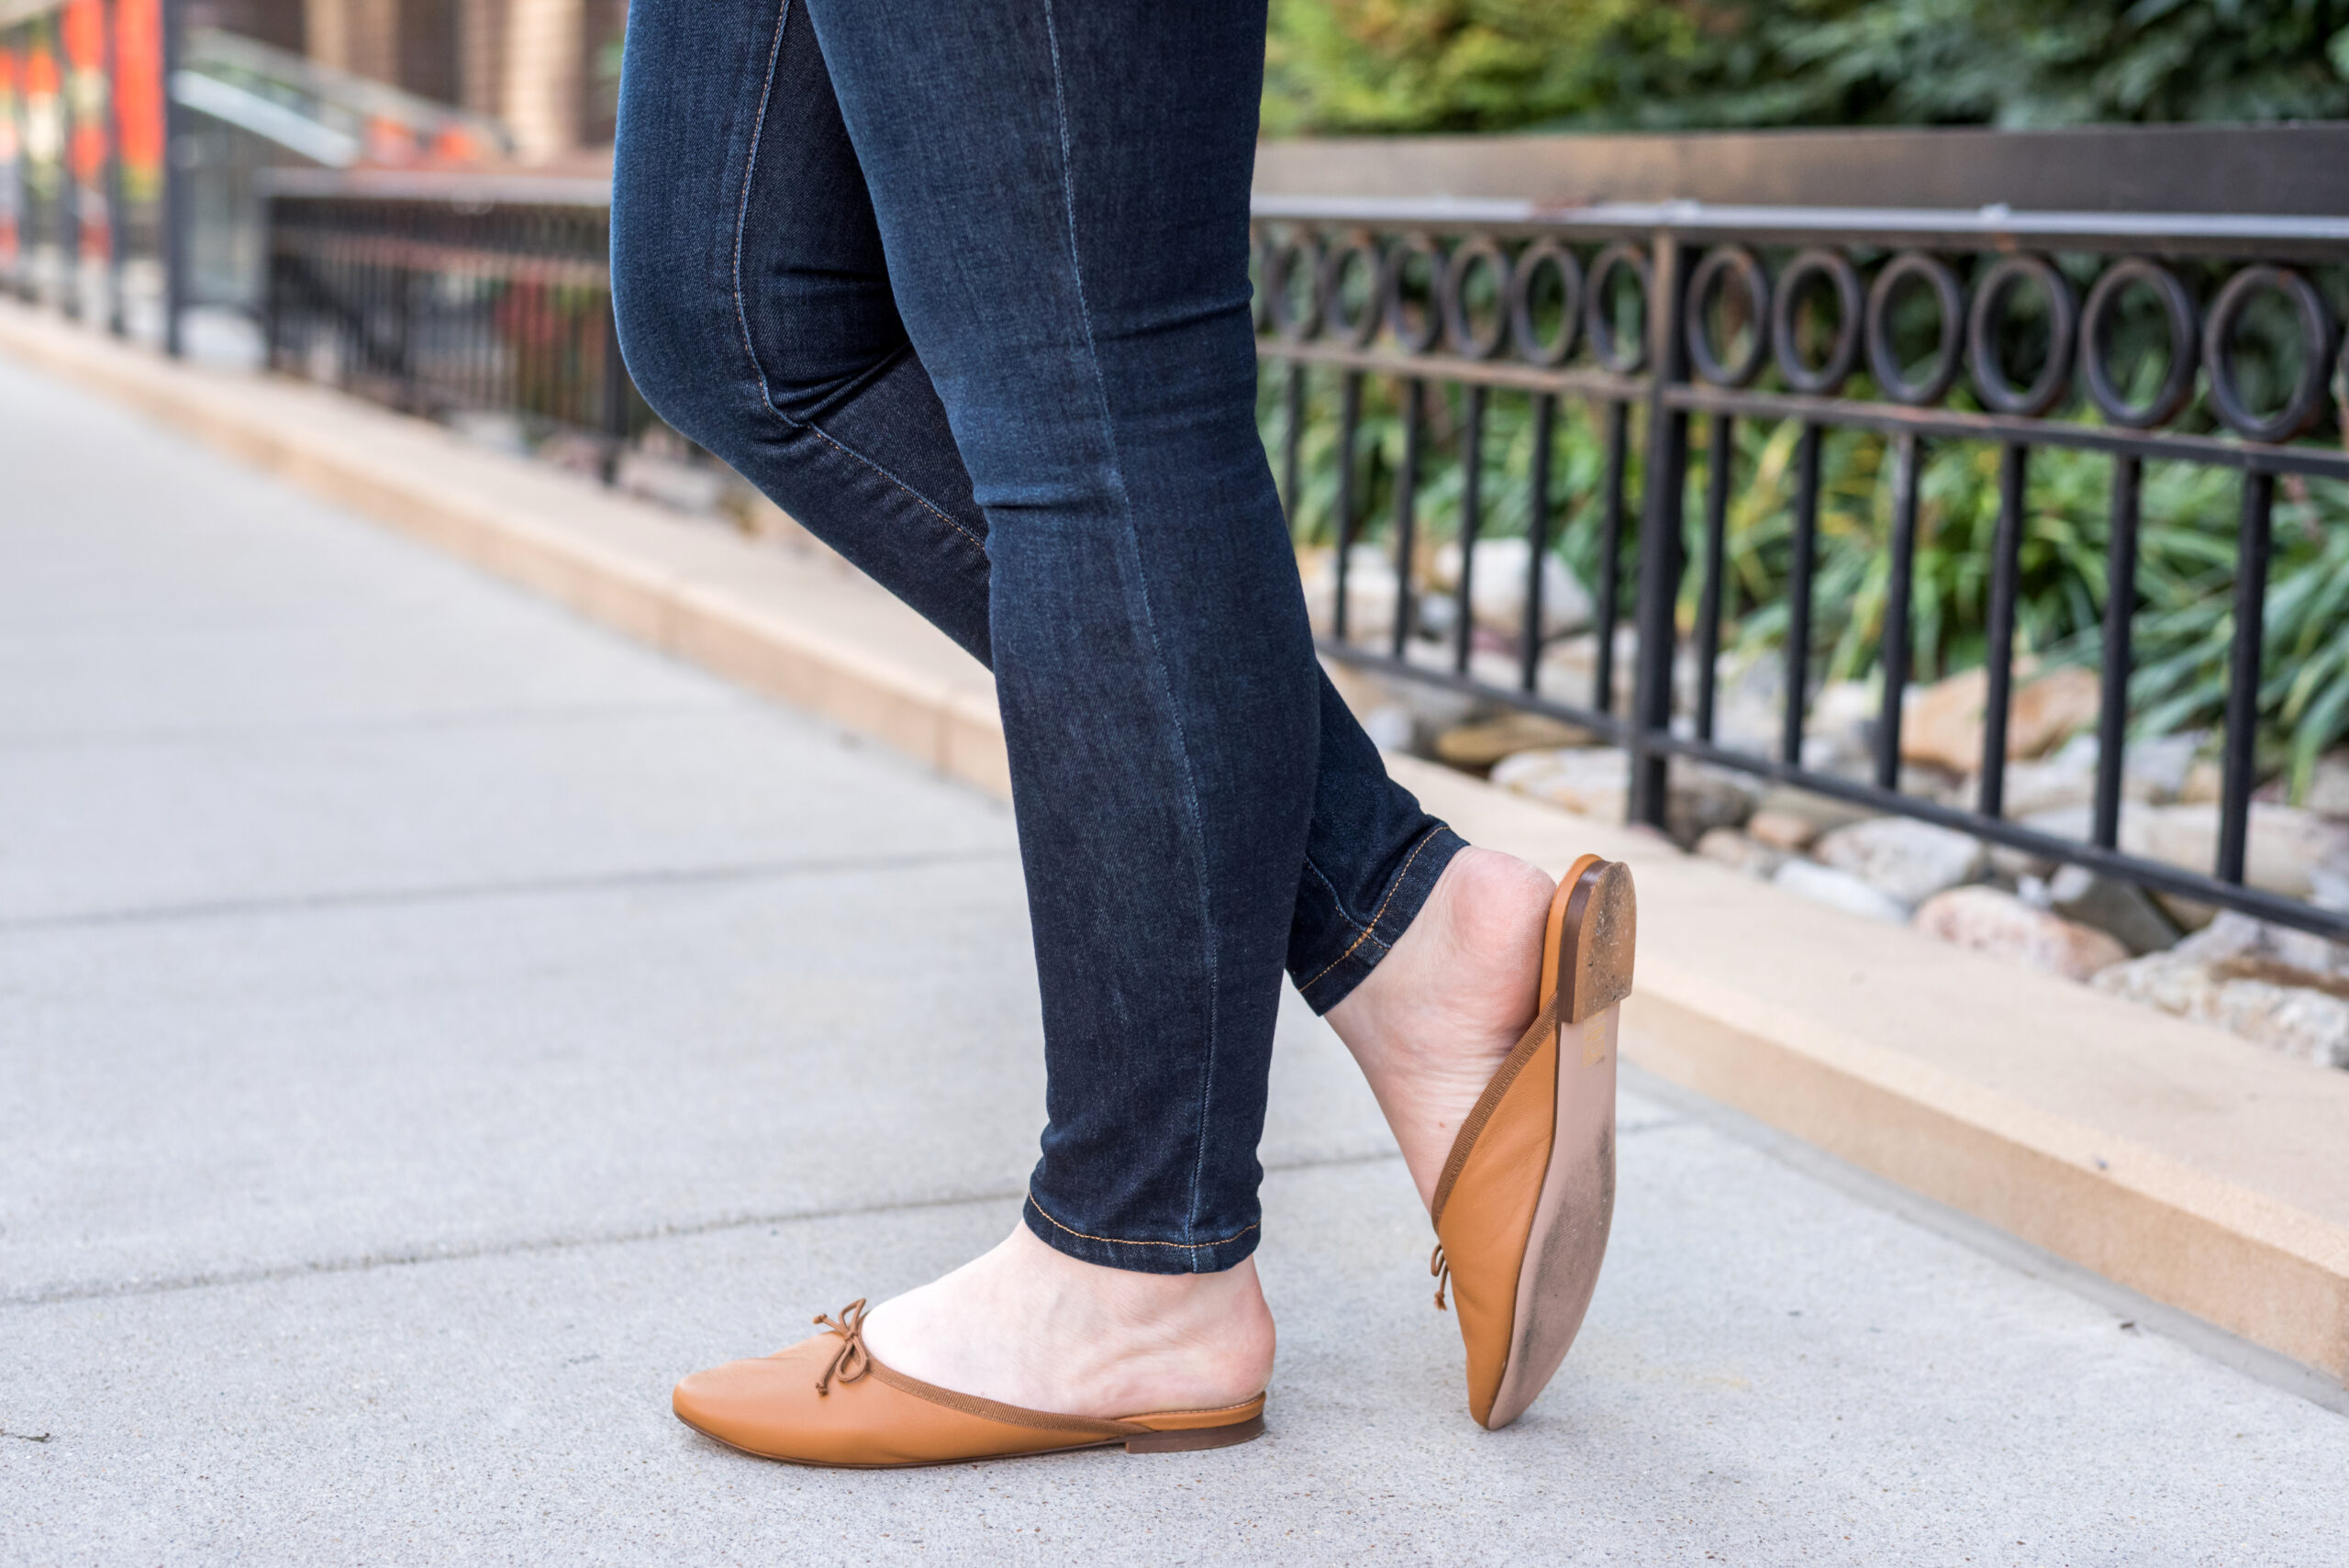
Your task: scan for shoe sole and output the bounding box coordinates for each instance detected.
[676,1410,1265,1468]
[1484,856,1634,1430]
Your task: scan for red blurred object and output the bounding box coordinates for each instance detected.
[114,0,162,183]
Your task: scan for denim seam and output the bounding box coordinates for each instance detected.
[726,0,795,413]
[804,421,990,559]
[1298,852,1380,944]
[1027,1192,1255,1252]
[1039,0,1222,1256]
[1297,826,1442,995]
[718,4,988,569]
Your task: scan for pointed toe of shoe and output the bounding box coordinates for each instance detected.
[673,1344,829,1457]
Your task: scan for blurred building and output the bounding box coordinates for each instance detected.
[197,0,619,158]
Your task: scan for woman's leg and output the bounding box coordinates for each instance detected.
[614,0,1558,1415]
[611,0,1467,1025]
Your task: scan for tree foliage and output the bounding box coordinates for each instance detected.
[1262,0,2349,134]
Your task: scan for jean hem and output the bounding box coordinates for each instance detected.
[1293,823,1468,1016]
[1022,1193,1261,1275]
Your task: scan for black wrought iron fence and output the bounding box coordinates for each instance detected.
[1252,195,2349,941]
[237,155,2349,943]
[258,170,642,474]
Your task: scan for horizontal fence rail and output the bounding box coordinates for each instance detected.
[1252,199,2349,941]
[233,165,2347,943]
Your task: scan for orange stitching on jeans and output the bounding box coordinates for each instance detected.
[1297,828,1442,995]
[1026,1192,1257,1251]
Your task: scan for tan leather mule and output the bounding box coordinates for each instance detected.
[1429,853,1634,1430]
[673,1300,1266,1467]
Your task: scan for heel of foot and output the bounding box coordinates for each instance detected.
[1568,862,1637,1025]
[1124,1416,1266,1453]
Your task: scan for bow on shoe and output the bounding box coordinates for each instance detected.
[1430,1242,1451,1312]
[813,1298,873,1396]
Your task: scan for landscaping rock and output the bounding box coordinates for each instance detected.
[1985,733,2097,817]
[1489,746,1753,845]
[2126,732,2206,804]
[2306,750,2349,819]
[1430,538,1593,639]
[1913,885,2130,981]
[1812,817,1989,908]
[2094,951,2349,1069]
[2172,911,2349,976]
[2017,800,2349,903]
[2178,758,2224,805]
[1772,859,1909,924]
[1432,712,1596,771]
[1696,827,1786,879]
[1744,787,1875,851]
[1299,544,1401,639]
[2044,865,2182,957]
[1902,664,2101,773]
[2009,667,2103,759]
[1536,627,1637,715]
[2132,803,2349,901]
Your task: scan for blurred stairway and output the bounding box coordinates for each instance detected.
[173,27,511,168]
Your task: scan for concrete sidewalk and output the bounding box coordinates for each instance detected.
[3,357,2344,1565]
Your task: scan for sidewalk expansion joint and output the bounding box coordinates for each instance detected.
[4,1149,1408,1310]
[0,698,748,755]
[0,849,1020,934]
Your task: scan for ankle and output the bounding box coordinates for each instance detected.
[859,1226,1275,1418]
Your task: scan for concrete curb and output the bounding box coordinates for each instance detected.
[9,301,2347,1389]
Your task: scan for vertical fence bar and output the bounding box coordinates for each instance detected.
[1520,391,1556,693]
[56,7,78,319]
[1781,423,1821,766]
[1454,384,1485,674]
[2092,456,2142,848]
[1630,231,1689,828]
[1391,377,1424,660]
[1281,361,1306,523]
[99,0,123,335]
[1693,410,1732,741]
[598,291,629,485]
[159,0,184,356]
[1875,432,1922,792]
[2218,469,2273,884]
[258,191,279,366]
[1592,399,1630,715]
[1977,443,2027,817]
[1332,370,1361,643]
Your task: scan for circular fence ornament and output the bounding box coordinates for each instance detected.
[1771,249,1863,395]
[1585,243,1653,375]
[1685,245,1772,388]
[2077,260,2199,429]
[1381,232,1447,355]
[1508,239,1583,367]
[1865,251,1965,406]
[2203,264,2335,443]
[1441,237,1511,361]
[1265,234,1325,342]
[1320,235,1384,349]
[1966,254,2077,417]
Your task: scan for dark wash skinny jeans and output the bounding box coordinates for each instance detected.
[611,0,1462,1273]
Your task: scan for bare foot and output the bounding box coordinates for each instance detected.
[856,1224,1275,1418]
[1325,845,1555,1210]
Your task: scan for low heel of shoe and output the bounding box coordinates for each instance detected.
[1565,860,1637,1026]
[1124,1415,1265,1453]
